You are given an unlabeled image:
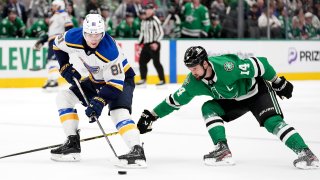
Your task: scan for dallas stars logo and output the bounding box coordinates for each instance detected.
[224,62,234,71]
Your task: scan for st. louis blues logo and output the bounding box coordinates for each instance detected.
[79,57,100,74]
[84,63,100,74]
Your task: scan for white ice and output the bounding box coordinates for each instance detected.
[0,81,320,180]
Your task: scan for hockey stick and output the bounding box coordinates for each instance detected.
[73,77,118,158]
[0,131,118,159]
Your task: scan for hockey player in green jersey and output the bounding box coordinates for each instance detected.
[137,46,320,170]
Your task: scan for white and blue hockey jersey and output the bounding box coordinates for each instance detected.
[53,27,135,102]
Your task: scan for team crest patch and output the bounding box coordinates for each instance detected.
[224,62,234,71]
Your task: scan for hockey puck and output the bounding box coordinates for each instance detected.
[118,171,127,175]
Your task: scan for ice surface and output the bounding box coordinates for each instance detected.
[0,81,319,180]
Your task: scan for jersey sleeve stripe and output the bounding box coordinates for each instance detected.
[165,94,181,108]
[66,42,84,49]
[106,81,124,91]
[88,75,106,84]
[123,64,130,72]
[65,22,73,27]
[248,57,258,77]
[255,57,266,75]
[95,51,111,63]
[109,79,124,85]
[253,57,261,76]
[53,45,60,50]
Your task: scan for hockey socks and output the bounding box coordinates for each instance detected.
[264,115,308,153]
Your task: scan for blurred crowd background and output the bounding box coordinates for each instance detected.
[0,0,319,40]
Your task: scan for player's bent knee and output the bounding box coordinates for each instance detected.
[110,109,132,122]
[56,89,80,109]
[263,115,284,134]
[201,100,225,119]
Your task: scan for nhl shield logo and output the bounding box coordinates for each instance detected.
[224,62,234,71]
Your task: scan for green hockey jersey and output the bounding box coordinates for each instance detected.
[0,16,26,37]
[26,19,48,38]
[116,20,138,38]
[71,16,79,28]
[153,54,277,118]
[181,2,210,37]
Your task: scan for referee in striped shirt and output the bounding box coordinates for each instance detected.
[136,4,165,86]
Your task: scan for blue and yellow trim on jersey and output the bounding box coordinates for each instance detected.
[58,108,79,123]
[64,28,84,49]
[88,74,106,84]
[122,59,131,72]
[52,44,60,50]
[94,33,119,63]
[106,79,124,91]
[116,119,137,135]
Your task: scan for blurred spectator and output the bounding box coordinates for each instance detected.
[210,0,226,22]
[67,1,79,27]
[289,17,301,39]
[256,0,265,17]
[287,0,299,16]
[0,1,4,22]
[247,3,260,38]
[304,12,320,39]
[115,12,138,37]
[115,0,136,21]
[25,12,50,38]
[278,7,289,38]
[208,14,222,38]
[134,0,143,16]
[100,4,114,36]
[180,0,210,38]
[162,5,181,38]
[0,7,26,37]
[156,10,165,24]
[258,5,283,38]
[86,0,100,14]
[133,8,146,36]
[2,0,27,24]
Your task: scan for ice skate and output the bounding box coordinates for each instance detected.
[42,80,59,92]
[294,148,320,169]
[136,79,147,88]
[51,132,81,162]
[116,145,147,168]
[204,141,235,166]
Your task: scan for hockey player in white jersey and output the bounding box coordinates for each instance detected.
[50,13,147,168]
[34,0,73,90]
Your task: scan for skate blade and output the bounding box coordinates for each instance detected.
[51,153,81,162]
[114,159,147,169]
[204,156,236,166]
[295,161,320,170]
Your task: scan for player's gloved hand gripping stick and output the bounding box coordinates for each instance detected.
[73,77,118,158]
